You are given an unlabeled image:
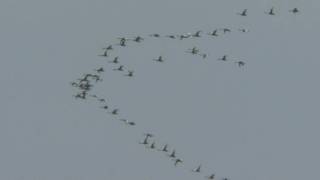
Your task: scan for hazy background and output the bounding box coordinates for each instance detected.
[1,0,319,180]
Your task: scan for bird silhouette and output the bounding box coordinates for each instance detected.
[192,165,201,173]
[110,109,119,115]
[267,7,275,15]
[206,174,215,179]
[235,61,245,67]
[102,45,113,51]
[187,47,199,55]
[113,65,124,71]
[149,33,160,38]
[109,56,119,64]
[153,56,164,62]
[174,158,183,166]
[289,8,299,14]
[208,30,218,37]
[218,55,228,61]
[238,9,247,16]
[99,50,108,57]
[95,67,104,73]
[169,150,176,158]
[158,144,169,152]
[125,70,134,77]
[192,31,202,37]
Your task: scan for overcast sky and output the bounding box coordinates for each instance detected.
[1,0,320,180]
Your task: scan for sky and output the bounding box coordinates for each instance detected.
[1,0,320,180]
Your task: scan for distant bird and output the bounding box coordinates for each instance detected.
[192,30,202,37]
[238,9,247,16]
[111,109,119,115]
[199,53,207,59]
[149,33,160,38]
[70,82,79,87]
[144,133,154,138]
[206,174,215,179]
[221,28,231,33]
[117,37,127,47]
[153,56,164,62]
[98,98,105,103]
[174,158,183,166]
[158,144,169,152]
[102,45,113,50]
[120,119,136,126]
[109,56,119,64]
[132,36,144,42]
[166,35,176,39]
[192,165,201,173]
[267,7,275,15]
[125,70,134,77]
[238,28,249,33]
[289,8,299,14]
[169,150,176,158]
[99,50,108,57]
[149,142,156,149]
[222,178,229,180]
[235,61,245,67]
[187,47,199,55]
[179,34,191,40]
[95,67,104,73]
[218,55,228,61]
[91,75,102,82]
[208,30,218,36]
[113,65,124,71]
[101,105,109,110]
[140,136,149,145]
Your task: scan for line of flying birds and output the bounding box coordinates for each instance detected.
[71,6,300,180]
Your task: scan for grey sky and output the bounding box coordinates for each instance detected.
[1,0,319,180]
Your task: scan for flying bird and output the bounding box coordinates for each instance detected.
[235,61,245,67]
[102,45,113,50]
[95,67,104,73]
[192,31,202,37]
[153,56,164,62]
[192,165,201,173]
[99,50,108,57]
[125,70,134,77]
[238,9,247,16]
[187,47,199,55]
[169,150,176,158]
[113,65,124,71]
[208,30,218,37]
[266,7,275,15]
[110,109,119,115]
[149,33,160,38]
[206,174,215,179]
[289,8,299,14]
[158,144,169,152]
[174,158,183,166]
[218,55,228,61]
[109,56,119,64]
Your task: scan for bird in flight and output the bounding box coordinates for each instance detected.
[149,33,160,38]
[102,45,113,51]
[125,70,134,77]
[158,144,169,152]
[187,47,199,55]
[238,9,247,16]
[206,174,215,179]
[267,7,275,15]
[235,61,245,67]
[174,158,183,166]
[192,165,201,173]
[131,36,144,43]
[95,67,104,73]
[109,56,119,64]
[153,56,164,62]
[99,50,108,57]
[218,55,228,61]
[110,109,119,115]
[113,65,124,71]
[208,30,218,37]
[120,119,136,126]
[289,8,299,14]
[169,149,176,158]
[192,30,202,37]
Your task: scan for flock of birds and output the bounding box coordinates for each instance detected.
[70,6,300,180]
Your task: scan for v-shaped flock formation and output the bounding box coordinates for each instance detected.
[70,6,300,180]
